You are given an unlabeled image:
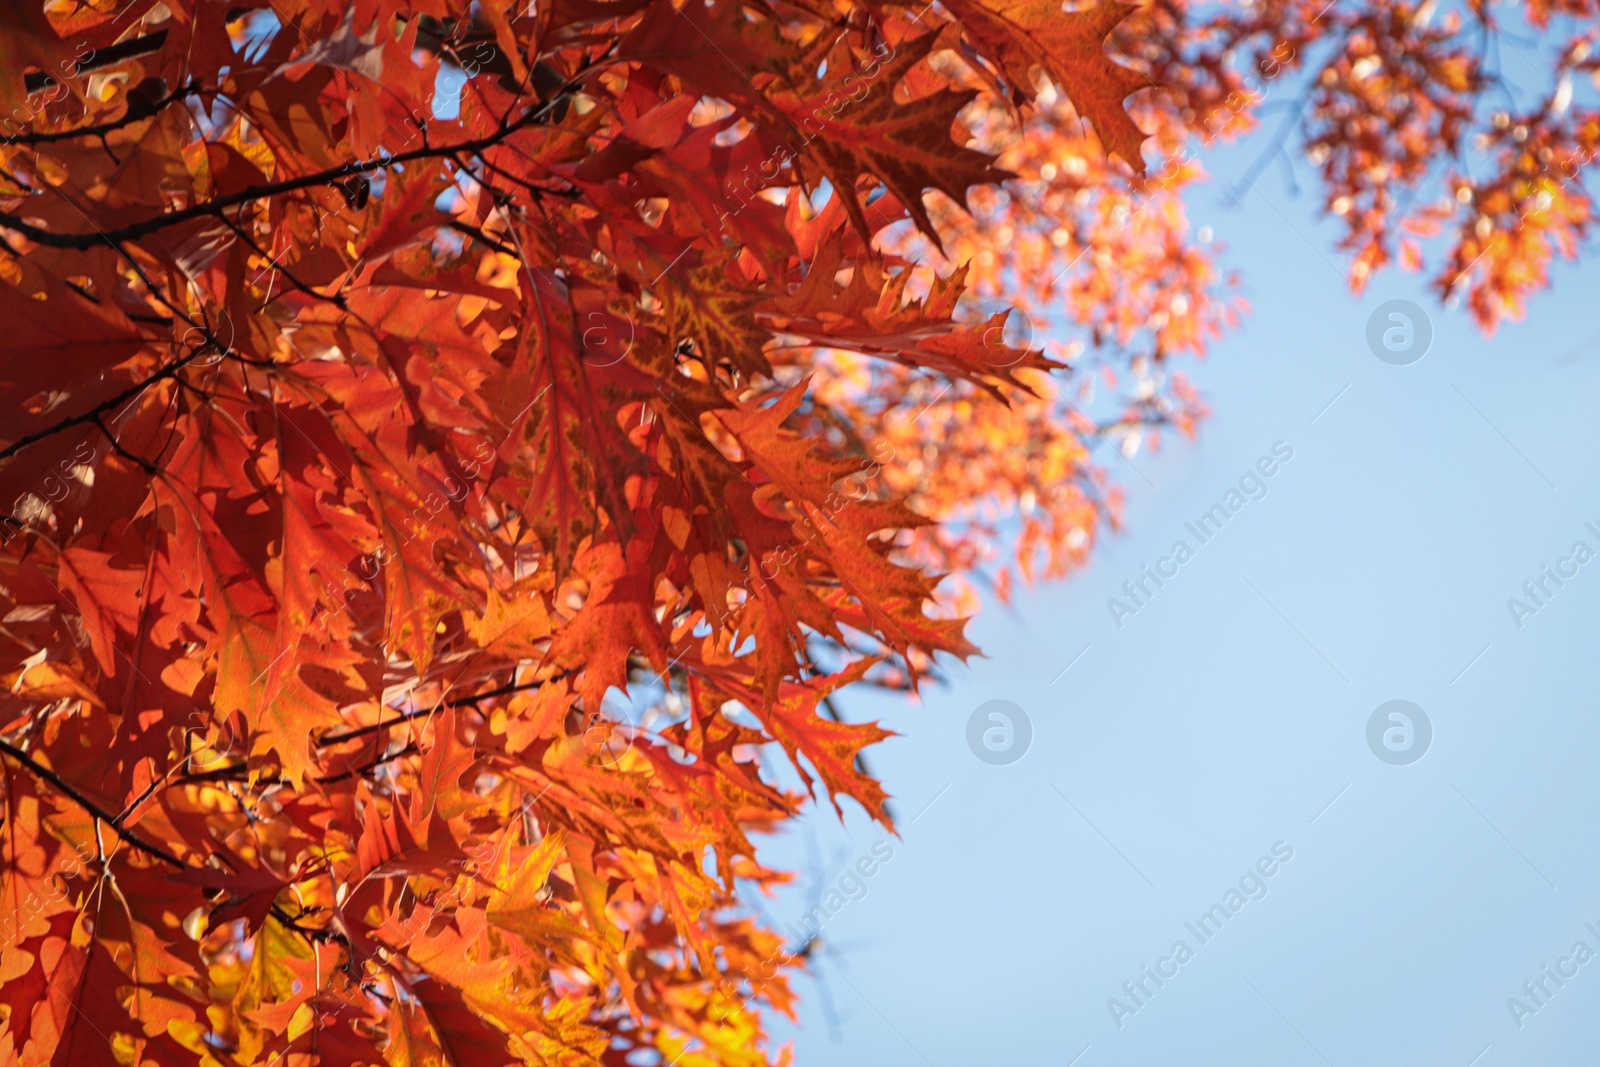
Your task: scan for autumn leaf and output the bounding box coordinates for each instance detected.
[0,4,65,118]
[944,0,1152,170]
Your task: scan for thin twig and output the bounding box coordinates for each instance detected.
[0,739,183,867]
[2,83,204,147]
[315,676,564,747]
[0,61,602,250]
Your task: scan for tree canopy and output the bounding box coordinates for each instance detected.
[0,0,1594,1063]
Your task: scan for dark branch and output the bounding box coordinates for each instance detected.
[0,79,587,251]
[315,677,563,748]
[0,344,215,463]
[0,738,184,867]
[2,82,203,147]
[20,31,170,95]
[446,219,521,259]
[315,742,420,784]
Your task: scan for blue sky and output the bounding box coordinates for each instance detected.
[748,114,1600,1066]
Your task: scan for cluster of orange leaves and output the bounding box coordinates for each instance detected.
[0,0,1594,1064]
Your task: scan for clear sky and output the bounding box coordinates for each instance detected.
[747,112,1600,1067]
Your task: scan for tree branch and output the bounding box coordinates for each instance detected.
[0,84,586,251]
[2,82,203,147]
[315,742,420,784]
[0,738,183,867]
[446,219,520,259]
[0,344,214,463]
[20,31,170,95]
[316,677,563,748]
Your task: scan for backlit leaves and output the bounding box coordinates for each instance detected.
[0,0,1594,1063]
